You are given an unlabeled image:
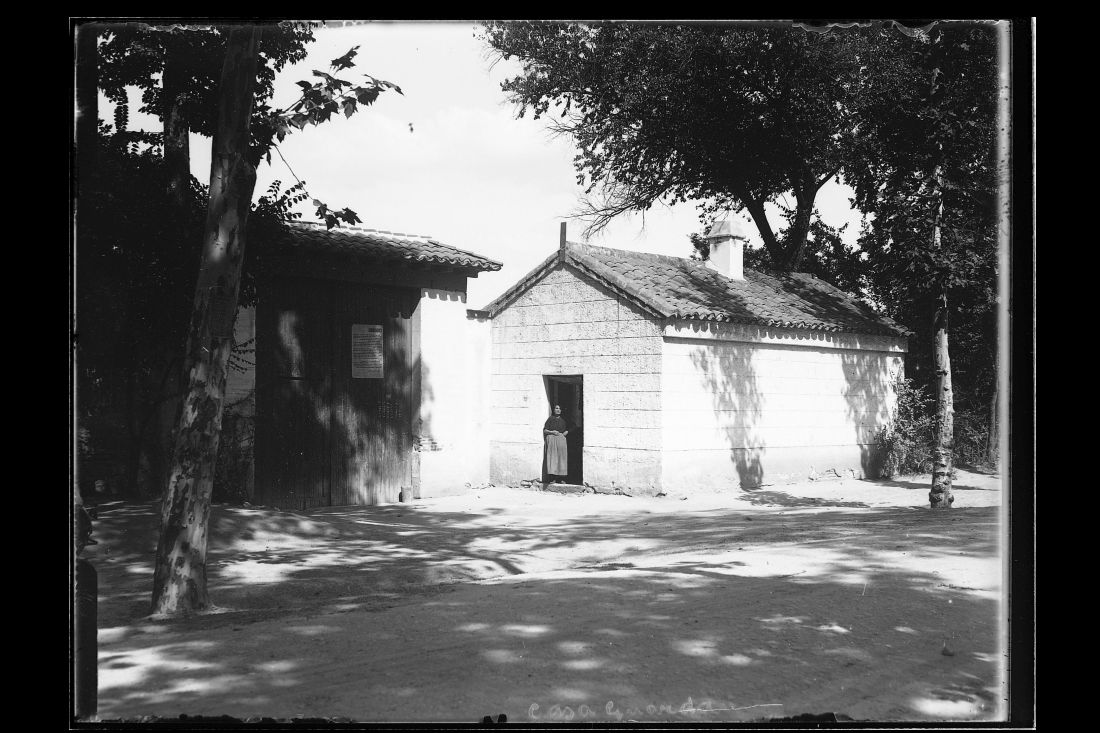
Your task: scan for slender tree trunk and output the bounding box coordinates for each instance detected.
[738,192,783,266]
[987,381,999,469]
[928,162,954,509]
[785,182,815,271]
[152,26,262,616]
[929,296,954,507]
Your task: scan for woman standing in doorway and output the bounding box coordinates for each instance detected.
[543,404,570,483]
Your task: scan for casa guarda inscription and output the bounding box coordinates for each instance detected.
[527,697,783,721]
[351,324,384,379]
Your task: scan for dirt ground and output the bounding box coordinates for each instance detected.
[82,470,1007,723]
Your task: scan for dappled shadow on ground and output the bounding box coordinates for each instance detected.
[874,475,1001,493]
[90,496,1003,722]
[737,487,869,508]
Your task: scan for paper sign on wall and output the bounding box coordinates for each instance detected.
[351,324,384,378]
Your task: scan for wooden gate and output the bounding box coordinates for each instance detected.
[256,275,419,509]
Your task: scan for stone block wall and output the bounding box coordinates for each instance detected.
[488,265,664,492]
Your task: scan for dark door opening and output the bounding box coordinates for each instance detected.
[543,375,583,485]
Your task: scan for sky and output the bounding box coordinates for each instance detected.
[114,21,866,309]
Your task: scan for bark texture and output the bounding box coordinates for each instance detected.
[927,160,954,510]
[988,382,999,468]
[784,181,815,271]
[929,300,954,508]
[152,26,261,615]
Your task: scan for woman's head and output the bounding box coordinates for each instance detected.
[553,404,562,416]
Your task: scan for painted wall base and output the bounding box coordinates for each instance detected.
[661,444,884,492]
[490,441,663,495]
[582,447,662,495]
[490,442,543,485]
[419,447,490,498]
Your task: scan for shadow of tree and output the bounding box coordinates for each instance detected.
[660,261,904,490]
[254,275,430,510]
[683,327,764,490]
[90,495,1002,723]
[874,475,1000,492]
[837,348,898,481]
[737,489,870,509]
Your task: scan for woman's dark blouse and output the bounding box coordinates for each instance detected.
[544,416,568,432]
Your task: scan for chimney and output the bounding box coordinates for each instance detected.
[703,218,747,280]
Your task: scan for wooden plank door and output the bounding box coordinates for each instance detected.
[329,282,416,506]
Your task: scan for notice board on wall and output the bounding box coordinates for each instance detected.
[351,324,384,378]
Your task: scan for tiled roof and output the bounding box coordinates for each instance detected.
[268,222,502,272]
[484,242,909,337]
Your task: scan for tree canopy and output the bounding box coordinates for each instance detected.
[97,23,313,156]
[849,23,1001,418]
[76,21,402,502]
[483,21,881,271]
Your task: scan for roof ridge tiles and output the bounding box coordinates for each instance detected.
[275,221,501,272]
[486,240,908,337]
[291,221,436,240]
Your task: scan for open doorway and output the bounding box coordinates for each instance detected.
[543,375,583,484]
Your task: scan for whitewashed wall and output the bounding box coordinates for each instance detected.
[660,320,906,490]
[417,289,491,496]
[489,265,664,492]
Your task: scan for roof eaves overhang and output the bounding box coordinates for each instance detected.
[664,317,910,352]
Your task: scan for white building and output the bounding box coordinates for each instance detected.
[224,222,500,509]
[473,224,910,494]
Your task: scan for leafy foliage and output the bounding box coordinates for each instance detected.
[252,44,402,175]
[76,133,209,495]
[847,23,1000,447]
[690,210,871,304]
[674,23,1001,474]
[98,22,315,152]
[876,378,935,478]
[80,22,406,499]
[96,22,400,229]
[252,43,401,228]
[876,377,995,477]
[483,21,884,270]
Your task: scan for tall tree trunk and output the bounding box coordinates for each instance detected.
[738,192,783,265]
[163,44,191,213]
[928,162,954,509]
[987,381,999,469]
[151,26,262,616]
[785,182,815,271]
[929,295,954,508]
